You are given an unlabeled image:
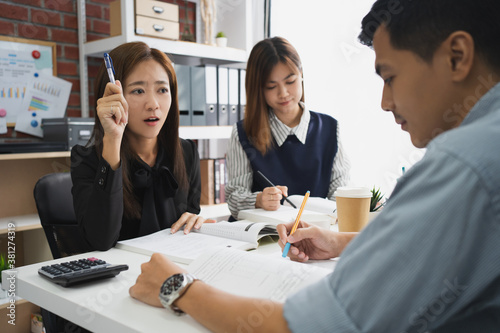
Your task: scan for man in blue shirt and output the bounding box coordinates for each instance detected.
[130,0,500,331]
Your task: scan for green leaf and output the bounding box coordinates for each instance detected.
[0,253,5,272]
[370,186,385,212]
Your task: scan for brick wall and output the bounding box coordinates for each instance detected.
[0,0,195,140]
[0,0,113,139]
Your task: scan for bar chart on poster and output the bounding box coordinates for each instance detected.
[0,37,57,132]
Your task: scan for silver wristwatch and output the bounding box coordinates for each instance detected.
[159,273,198,316]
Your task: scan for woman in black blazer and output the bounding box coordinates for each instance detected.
[71,42,212,251]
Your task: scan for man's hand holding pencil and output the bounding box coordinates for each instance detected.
[277,221,358,263]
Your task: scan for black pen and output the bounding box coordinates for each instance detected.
[256,170,297,208]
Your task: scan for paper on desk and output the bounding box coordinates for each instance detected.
[188,247,333,302]
[15,74,71,137]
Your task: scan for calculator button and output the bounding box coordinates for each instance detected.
[52,265,72,273]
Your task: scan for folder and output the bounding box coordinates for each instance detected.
[190,65,218,126]
[228,68,239,125]
[217,66,229,126]
[174,64,192,126]
[239,69,246,121]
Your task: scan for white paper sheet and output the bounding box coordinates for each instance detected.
[188,247,333,302]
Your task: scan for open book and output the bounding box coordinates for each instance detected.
[187,246,333,302]
[238,200,336,228]
[116,220,277,264]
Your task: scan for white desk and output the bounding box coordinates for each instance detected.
[1,224,338,333]
[1,249,210,333]
[1,240,293,333]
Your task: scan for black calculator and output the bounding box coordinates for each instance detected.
[38,257,129,287]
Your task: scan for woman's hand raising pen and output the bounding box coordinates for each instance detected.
[96,80,129,140]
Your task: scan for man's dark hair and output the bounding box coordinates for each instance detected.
[358,0,500,70]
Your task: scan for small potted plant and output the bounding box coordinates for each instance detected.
[215,31,228,47]
[368,186,385,222]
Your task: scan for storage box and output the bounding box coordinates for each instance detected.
[42,117,95,150]
[135,0,179,40]
[136,0,179,22]
[135,16,179,40]
[110,0,180,40]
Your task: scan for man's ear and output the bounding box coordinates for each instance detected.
[445,31,475,82]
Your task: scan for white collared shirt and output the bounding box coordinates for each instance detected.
[268,103,311,146]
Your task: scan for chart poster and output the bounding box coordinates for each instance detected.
[14,74,72,137]
[0,37,56,128]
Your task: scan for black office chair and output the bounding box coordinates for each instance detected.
[34,172,92,333]
[34,172,91,259]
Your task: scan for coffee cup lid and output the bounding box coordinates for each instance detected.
[334,187,372,198]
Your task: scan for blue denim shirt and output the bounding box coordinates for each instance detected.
[284,83,500,332]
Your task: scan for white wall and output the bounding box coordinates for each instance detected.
[270,0,424,197]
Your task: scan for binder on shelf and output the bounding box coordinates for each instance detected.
[205,65,219,125]
[228,68,239,125]
[217,66,229,126]
[190,65,218,126]
[175,64,192,126]
[239,69,246,121]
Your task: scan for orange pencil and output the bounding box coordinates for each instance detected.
[282,191,310,258]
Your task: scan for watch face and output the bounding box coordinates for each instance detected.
[159,273,196,315]
[162,274,185,296]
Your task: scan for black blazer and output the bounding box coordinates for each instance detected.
[70,139,201,250]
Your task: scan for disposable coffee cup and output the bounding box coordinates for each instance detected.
[334,187,372,232]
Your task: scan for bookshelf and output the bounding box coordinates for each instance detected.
[0,152,68,268]
[77,0,254,140]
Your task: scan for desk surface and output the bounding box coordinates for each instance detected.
[2,248,210,333]
[2,224,338,333]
